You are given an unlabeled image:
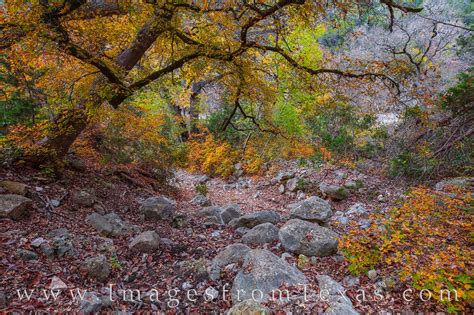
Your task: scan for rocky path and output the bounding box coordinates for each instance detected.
[0,161,443,313]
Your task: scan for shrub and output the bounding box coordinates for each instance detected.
[90,105,186,182]
[340,187,473,312]
[187,133,238,178]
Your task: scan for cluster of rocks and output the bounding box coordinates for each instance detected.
[16,228,78,262]
[204,244,358,314]
[332,203,371,229]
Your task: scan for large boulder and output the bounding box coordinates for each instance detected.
[279,219,338,257]
[140,196,175,220]
[229,211,280,229]
[0,181,28,196]
[129,231,160,252]
[86,212,129,237]
[0,194,32,219]
[209,243,251,280]
[231,249,307,303]
[290,196,332,224]
[82,255,110,282]
[319,183,349,201]
[242,223,279,245]
[227,300,270,315]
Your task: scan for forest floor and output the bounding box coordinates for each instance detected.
[0,158,448,313]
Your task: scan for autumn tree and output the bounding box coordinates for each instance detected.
[1,0,423,164]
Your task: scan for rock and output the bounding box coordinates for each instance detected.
[211,231,221,238]
[47,228,70,239]
[0,290,6,309]
[199,206,222,219]
[140,196,175,221]
[317,275,358,314]
[279,219,338,257]
[229,211,280,229]
[171,214,187,228]
[227,300,270,315]
[337,216,349,225]
[50,276,68,290]
[346,203,368,216]
[196,175,209,185]
[71,190,95,207]
[191,194,211,206]
[178,258,209,282]
[86,212,129,237]
[319,183,349,201]
[95,238,115,253]
[286,177,298,192]
[278,184,285,194]
[17,249,38,261]
[160,238,173,247]
[0,194,32,219]
[203,216,222,227]
[83,255,110,282]
[274,171,295,183]
[317,275,347,300]
[281,252,292,262]
[39,243,55,257]
[335,170,347,180]
[359,219,372,230]
[129,231,160,252]
[367,269,377,281]
[52,237,77,258]
[93,203,106,215]
[220,204,241,224]
[342,275,360,287]
[242,223,279,245]
[324,302,359,315]
[0,181,28,196]
[344,181,358,190]
[297,254,309,270]
[50,199,61,207]
[435,177,473,191]
[231,249,307,303]
[67,155,86,172]
[31,237,46,248]
[209,243,251,280]
[79,292,104,314]
[235,227,250,236]
[290,196,332,224]
[296,191,306,200]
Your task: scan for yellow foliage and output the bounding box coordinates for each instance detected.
[282,141,315,159]
[187,134,238,178]
[340,187,473,311]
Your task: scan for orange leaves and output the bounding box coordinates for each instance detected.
[340,187,473,310]
[187,133,239,178]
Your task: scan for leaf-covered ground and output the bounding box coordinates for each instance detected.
[0,160,451,313]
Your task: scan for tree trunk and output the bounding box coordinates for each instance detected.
[22,7,170,165]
